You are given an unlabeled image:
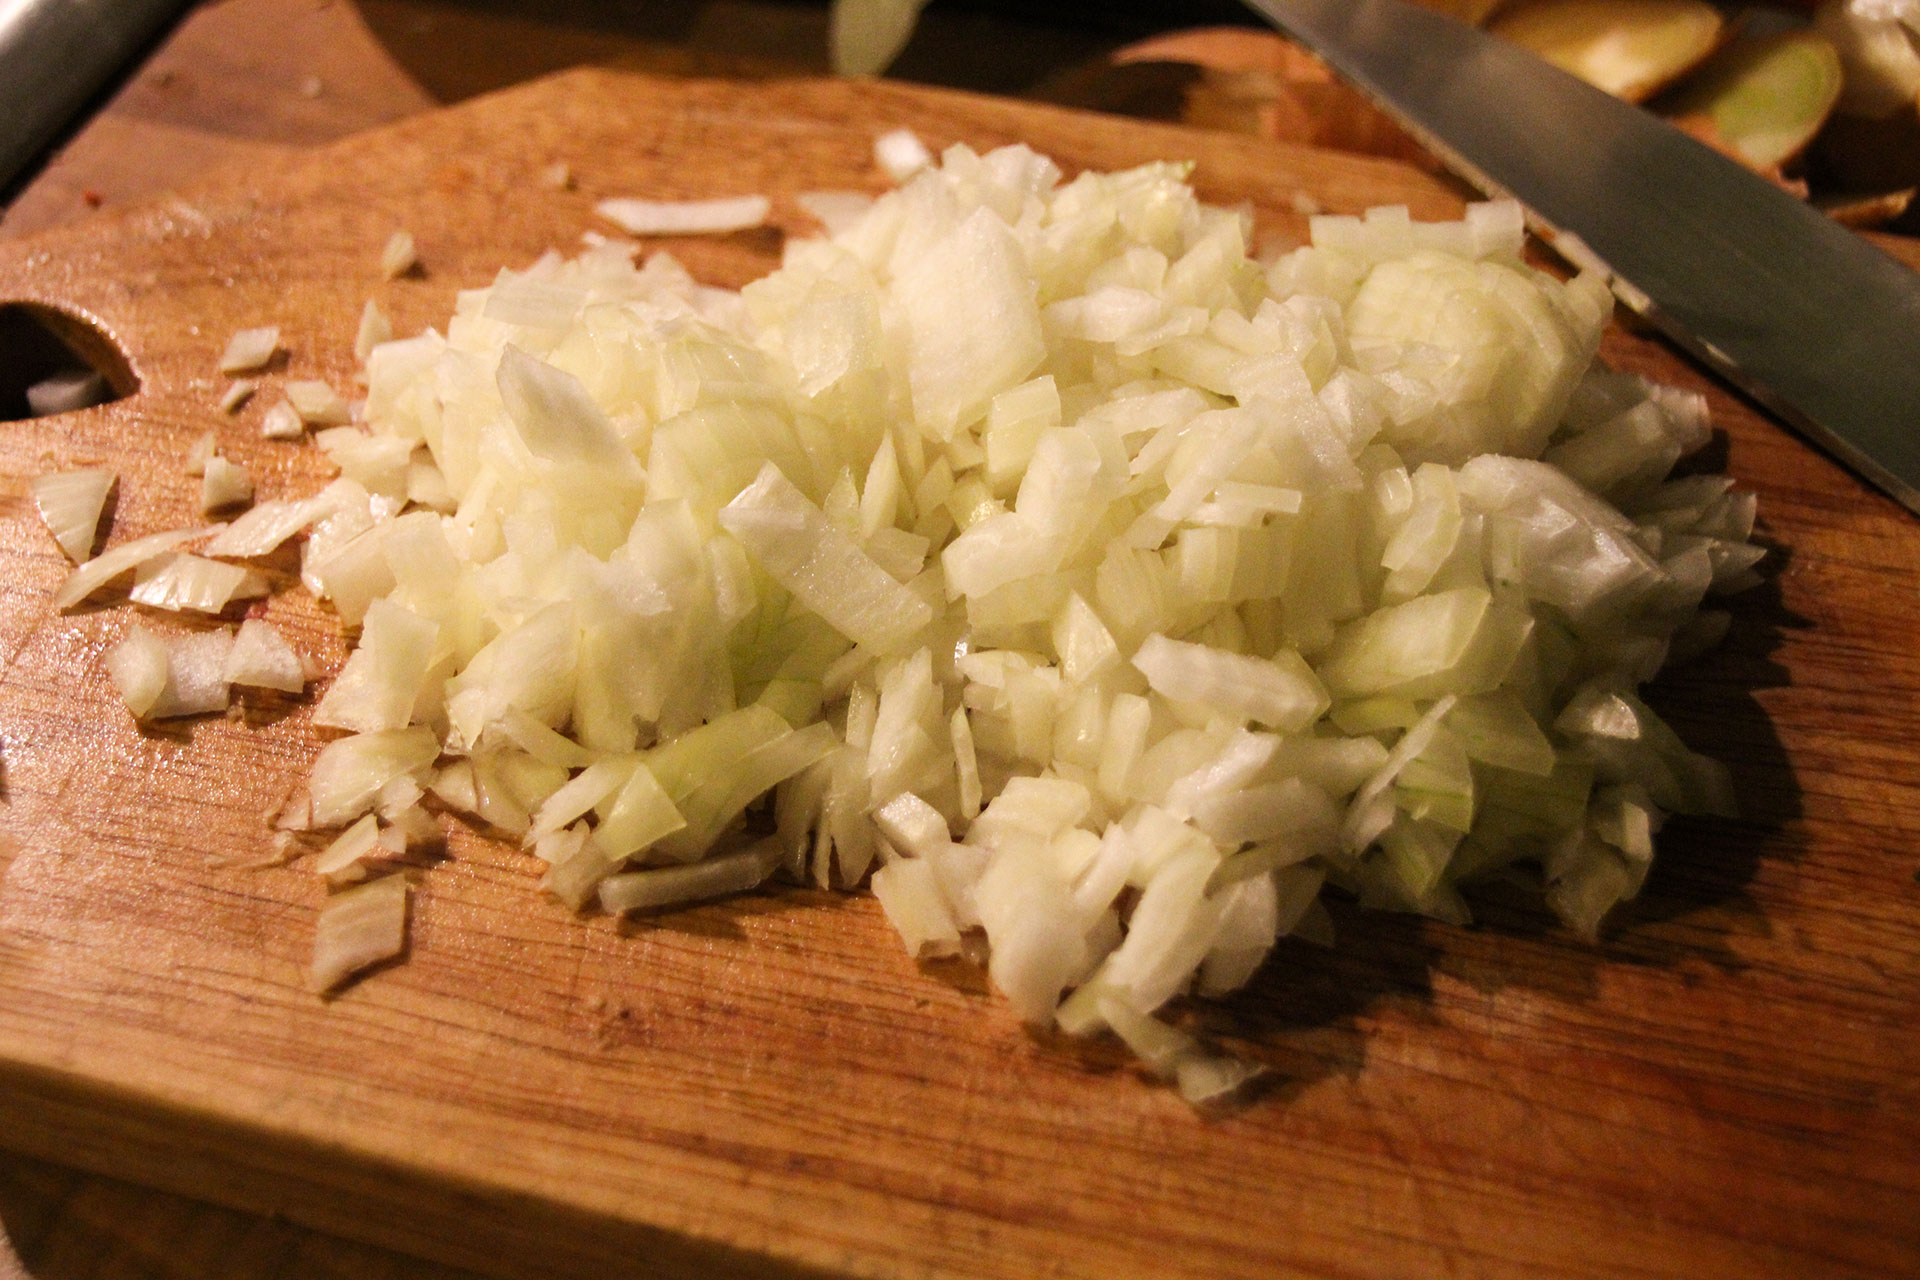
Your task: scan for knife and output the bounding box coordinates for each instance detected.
[0,0,191,202]
[1241,0,1920,516]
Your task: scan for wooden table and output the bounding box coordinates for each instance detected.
[3,5,1917,1280]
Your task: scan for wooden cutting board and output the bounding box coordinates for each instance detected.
[1,70,1916,1280]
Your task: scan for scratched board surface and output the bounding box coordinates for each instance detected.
[0,71,1915,1280]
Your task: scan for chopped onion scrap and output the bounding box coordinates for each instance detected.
[218,326,280,374]
[129,552,267,614]
[286,380,350,426]
[220,379,256,413]
[201,456,253,513]
[27,370,108,416]
[381,230,418,279]
[55,525,213,611]
[225,618,309,692]
[55,141,1761,1095]
[594,195,771,235]
[31,468,115,564]
[104,625,234,720]
[261,400,304,440]
[309,872,408,992]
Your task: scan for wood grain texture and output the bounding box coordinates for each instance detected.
[0,1150,485,1280]
[0,70,1916,1280]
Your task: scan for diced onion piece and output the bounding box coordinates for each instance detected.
[540,827,625,910]
[719,462,934,652]
[1174,1051,1264,1106]
[186,432,218,476]
[355,300,393,362]
[498,707,596,771]
[203,495,336,558]
[591,760,686,860]
[129,552,267,613]
[54,526,211,611]
[309,874,408,993]
[218,326,280,374]
[873,792,950,859]
[1133,634,1330,732]
[528,757,634,843]
[27,370,108,416]
[309,728,440,828]
[381,230,418,279]
[117,627,235,720]
[224,618,308,691]
[30,467,115,564]
[871,856,961,957]
[873,127,933,182]
[313,814,382,885]
[201,456,253,512]
[313,598,438,732]
[219,379,256,413]
[287,379,350,426]
[597,838,783,914]
[261,401,304,439]
[594,195,770,236]
[1093,991,1199,1078]
[103,626,170,718]
[893,208,1046,438]
[796,190,874,235]
[1317,588,1525,701]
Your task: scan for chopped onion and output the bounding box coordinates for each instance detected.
[201,456,253,512]
[873,127,933,181]
[312,598,437,732]
[261,400,304,440]
[129,552,267,613]
[597,838,783,914]
[203,494,336,558]
[31,467,115,564]
[219,379,256,413]
[871,856,962,957]
[103,626,170,718]
[309,873,408,993]
[286,380,350,426]
[308,728,440,828]
[718,462,934,652]
[1133,634,1330,732]
[76,142,1757,1095]
[55,526,211,611]
[381,230,418,279]
[313,814,382,885]
[106,626,234,720]
[185,432,218,476]
[224,618,308,691]
[594,195,771,236]
[27,370,108,416]
[218,326,280,374]
[355,300,393,362]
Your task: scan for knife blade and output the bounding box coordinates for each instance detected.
[1242,0,1920,515]
[0,0,190,202]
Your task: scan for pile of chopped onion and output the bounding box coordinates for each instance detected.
[62,140,1762,1094]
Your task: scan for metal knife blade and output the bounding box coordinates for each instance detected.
[1242,0,1920,515]
[0,0,190,201]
